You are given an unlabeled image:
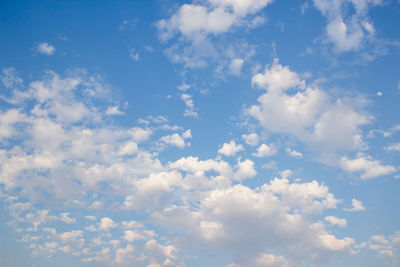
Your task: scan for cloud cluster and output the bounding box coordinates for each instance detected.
[0,67,397,266]
[312,0,382,52]
[157,0,271,68]
[246,59,396,178]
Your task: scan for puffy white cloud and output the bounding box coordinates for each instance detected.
[124,230,146,242]
[117,141,138,156]
[234,158,257,181]
[144,239,177,261]
[242,132,259,146]
[368,231,400,259]
[57,230,84,245]
[343,198,366,212]
[286,148,303,158]
[340,156,396,179]
[159,130,192,149]
[0,109,26,142]
[99,217,117,231]
[157,0,274,41]
[0,68,376,266]
[106,105,124,115]
[121,220,144,229]
[318,233,355,251]
[246,59,396,179]
[385,142,400,152]
[59,213,76,224]
[243,253,291,267]
[156,0,272,68]
[37,42,55,55]
[1,67,23,88]
[312,0,382,52]
[180,93,198,117]
[324,216,347,227]
[124,171,184,211]
[218,140,243,156]
[129,48,139,61]
[128,127,153,142]
[253,143,277,157]
[229,58,244,76]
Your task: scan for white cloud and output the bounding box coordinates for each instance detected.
[37,42,55,55]
[250,253,291,267]
[385,143,400,151]
[124,230,146,242]
[246,59,391,176]
[234,158,257,181]
[1,67,23,88]
[286,148,303,158]
[130,48,139,61]
[180,93,198,117]
[0,109,26,142]
[324,216,347,227]
[229,58,244,76]
[99,217,117,231]
[253,143,277,157]
[177,83,191,91]
[156,0,272,68]
[318,233,355,252]
[159,130,192,149]
[129,127,153,142]
[242,133,259,146]
[0,68,377,266]
[340,156,396,179]
[117,141,138,156]
[59,213,76,224]
[343,198,366,212]
[368,231,400,259]
[312,0,382,52]
[106,105,124,115]
[124,171,185,211]
[218,140,243,156]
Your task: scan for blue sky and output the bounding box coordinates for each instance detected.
[0,0,400,266]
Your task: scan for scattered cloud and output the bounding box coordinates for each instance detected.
[180,93,198,117]
[218,140,244,156]
[253,143,277,157]
[340,156,396,179]
[242,133,259,146]
[37,42,55,55]
[229,58,244,76]
[385,143,400,152]
[324,216,347,227]
[106,105,125,115]
[286,148,303,158]
[312,0,382,52]
[129,48,139,61]
[343,198,366,212]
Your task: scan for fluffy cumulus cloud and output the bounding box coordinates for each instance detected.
[253,143,277,157]
[37,42,56,55]
[0,67,396,266]
[157,0,273,41]
[312,0,382,52]
[340,155,396,179]
[156,0,272,68]
[246,59,396,178]
[242,132,259,146]
[218,140,244,156]
[343,198,366,212]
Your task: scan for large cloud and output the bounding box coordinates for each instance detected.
[312,0,382,52]
[246,59,396,178]
[0,68,393,266]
